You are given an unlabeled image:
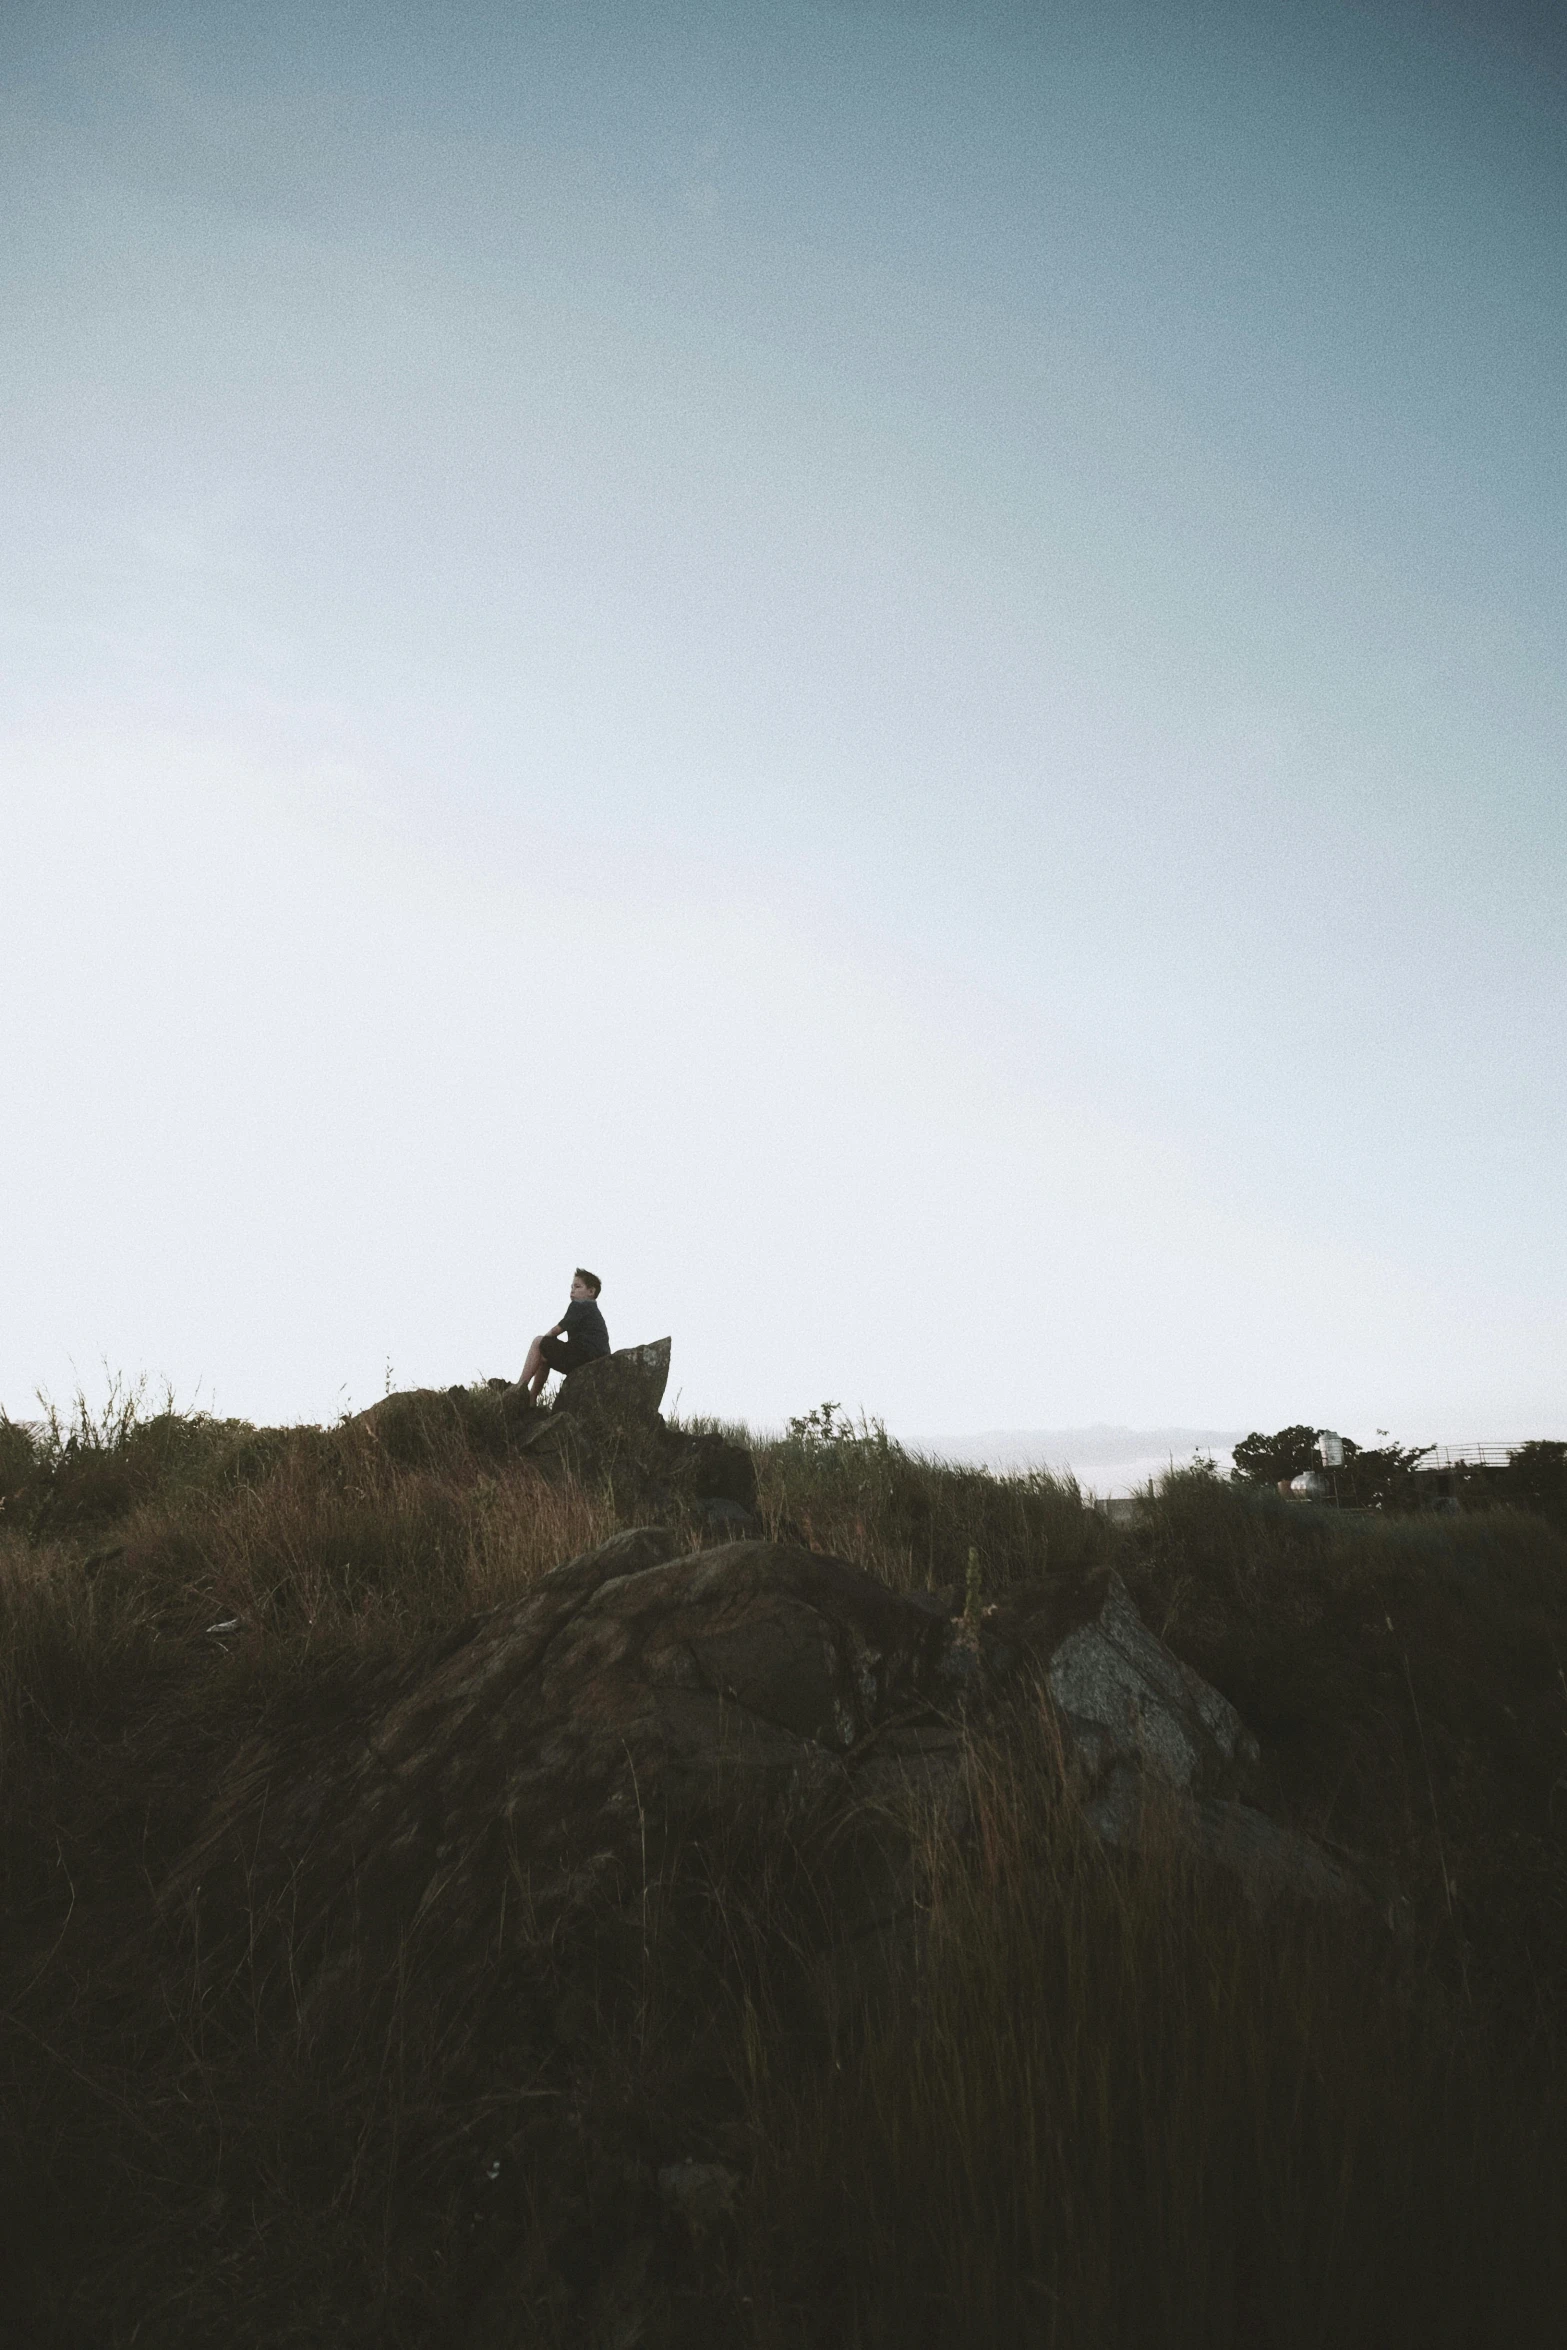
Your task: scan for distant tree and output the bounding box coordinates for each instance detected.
[1230,1425,1321,1487]
[1335,1435,1433,1513]
[1231,1424,1434,1510]
[1497,1441,1567,1534]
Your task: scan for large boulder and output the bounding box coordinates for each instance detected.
[347,1344,756,1532]
[1035,1572,1347,1900]
[346,1381,543,1465]
[517,1340,760,1527]
[346,1343,674,1478]
[553,1338,671,1425]
[1047,1569,1260,1796]
[939,1569,1348,1904]
[172,1546,1346,2017]
[173,1533,952,1990]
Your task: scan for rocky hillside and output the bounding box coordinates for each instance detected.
[1,1357,1564,2346]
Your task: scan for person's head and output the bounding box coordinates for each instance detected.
[571,1268,602,1300]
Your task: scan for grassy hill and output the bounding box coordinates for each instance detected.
[1,1388,1563,2347]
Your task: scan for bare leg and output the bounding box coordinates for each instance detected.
[521,1335,549,1397]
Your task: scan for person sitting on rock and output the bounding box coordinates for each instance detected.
[521,1268,610,1399]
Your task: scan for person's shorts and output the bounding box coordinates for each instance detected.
[539,1335,605,1374]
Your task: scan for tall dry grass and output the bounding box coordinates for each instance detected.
[739,1705,1564,2350]
[0,1406,623,2347]
[740,1410,1113,1593]
[1,1418,618,1682]
[137,1424,620,1632]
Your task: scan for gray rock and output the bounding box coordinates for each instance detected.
[1083,1761,1352,1902]
[172,1534,953,1987]
[1030,1573,1346,1900]
[516,1347,760,1527]
[350,1380,543,1464]
[1193,1797,1353,1901]
[170,1541,1348,2028]
[554,1339,672,1426]
[1047,1570,1259,1798]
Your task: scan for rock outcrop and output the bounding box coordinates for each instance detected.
[348,1379,543,1464]
[1047,1569,1260,1794]
[176,1532,950,1998]
[174,1539,1348,2023]
[513,1341,760,1529]
[1011,1569,1350,1899]
[351,1342,762,1531]
[553,1337,671,1424]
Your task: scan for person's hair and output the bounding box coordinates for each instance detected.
[574,1267,602,1296]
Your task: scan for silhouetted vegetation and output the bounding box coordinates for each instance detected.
[1441,1439,1567,1535]
[1,1387,1563,2344]
[1231,1421,1433,1508]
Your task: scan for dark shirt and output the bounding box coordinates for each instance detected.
[561,1296,610,1357]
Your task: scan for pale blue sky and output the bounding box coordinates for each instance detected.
[3,1,1563,1441]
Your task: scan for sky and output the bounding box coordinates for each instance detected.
[3,0,1564,1449]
